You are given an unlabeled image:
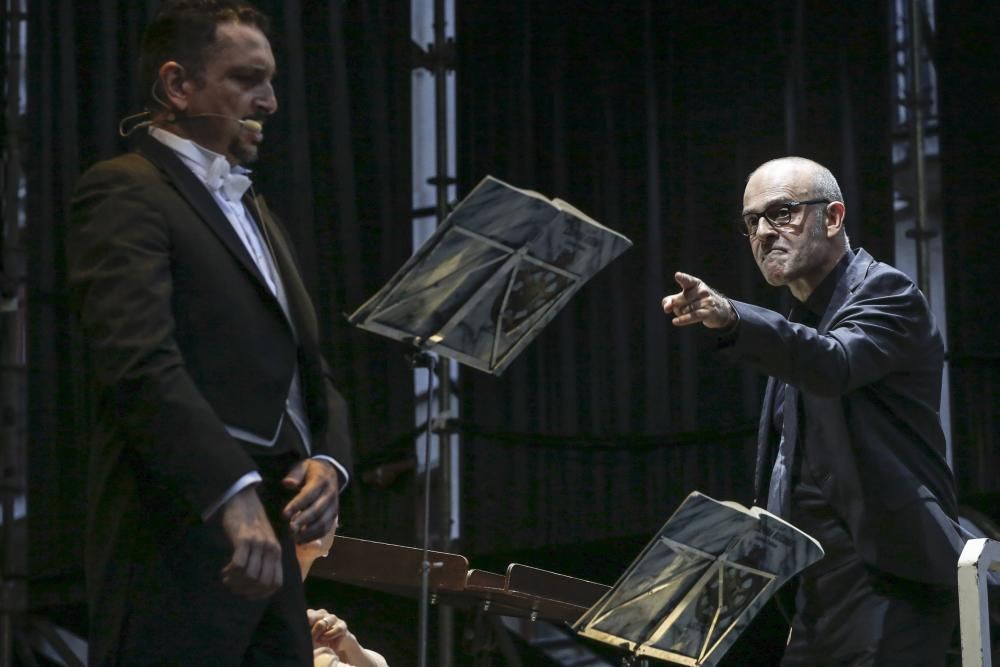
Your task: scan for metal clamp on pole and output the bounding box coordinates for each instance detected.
[430,413,456,435]
[408,350,437,370]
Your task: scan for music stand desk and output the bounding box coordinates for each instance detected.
[308,536,609,624]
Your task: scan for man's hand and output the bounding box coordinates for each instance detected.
[282,459,340,544]
[661,271,736,329]
[219,486,283,599]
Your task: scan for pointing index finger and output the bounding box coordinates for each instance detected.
[674,271,701,289]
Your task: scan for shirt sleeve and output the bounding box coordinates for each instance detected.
[200,471,263,521]
[311,455,350,492]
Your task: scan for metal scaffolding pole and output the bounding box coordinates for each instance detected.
[411,0,457,664]
[907,0,932,298]
[1,2,29,666]
[430,2,457,666]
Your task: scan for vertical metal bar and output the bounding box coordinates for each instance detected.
[436,357,454,667]
[1,1,28,665]
[431,2,455,665]
[417,359,435,667]
[907,0,931,298]
[433,0,449,224]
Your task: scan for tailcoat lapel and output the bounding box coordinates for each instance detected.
[135,133,272,293]
[247,194,320,348]
[248,194,330,442]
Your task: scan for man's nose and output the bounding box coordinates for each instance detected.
[257,82,278,115]
[753,216,778,241]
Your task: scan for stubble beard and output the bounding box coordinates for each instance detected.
[758,211,827,287]
[229,135,259,166]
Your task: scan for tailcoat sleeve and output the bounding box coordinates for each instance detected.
[318,360,355,481]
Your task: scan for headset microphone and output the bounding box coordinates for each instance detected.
[120,81,265,136]
[239,118,263,133]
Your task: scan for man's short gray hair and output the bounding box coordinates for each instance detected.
[811,164,843,203]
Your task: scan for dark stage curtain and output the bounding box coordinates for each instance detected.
[938,2,1000,501]
[25,0,416,608]
[26,0,905,622]
[455,0,894,561]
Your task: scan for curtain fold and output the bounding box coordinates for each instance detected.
[938,1,1000,499]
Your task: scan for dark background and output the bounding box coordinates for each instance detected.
[18,0,999,664]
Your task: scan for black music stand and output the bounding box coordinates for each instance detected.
[572,492,824,666]
[348,175,632,376]
[347,175,631,665]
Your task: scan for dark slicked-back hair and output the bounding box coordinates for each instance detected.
[139,0,270,110]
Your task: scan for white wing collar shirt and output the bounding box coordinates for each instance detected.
[149,127,348,518]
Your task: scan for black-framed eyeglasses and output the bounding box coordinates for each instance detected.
[739,198,830,237]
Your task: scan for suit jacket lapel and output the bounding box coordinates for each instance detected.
[768,383,798,516]
[134,133,271,291]
[248,194,320,348]
[818,248,875,332]
[754,377,778,505]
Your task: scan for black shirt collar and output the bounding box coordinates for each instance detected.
[795,248,854,321]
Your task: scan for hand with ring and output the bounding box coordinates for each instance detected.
[307,607,386,667]
[308,609,347,646]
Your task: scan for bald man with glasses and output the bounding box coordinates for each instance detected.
[662,157,966,666]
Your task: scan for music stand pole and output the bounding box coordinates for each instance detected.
[410,352,438,667]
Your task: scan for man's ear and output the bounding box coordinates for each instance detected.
[825,201,846,238]
[158,61,191,113]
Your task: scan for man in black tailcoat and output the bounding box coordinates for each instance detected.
[67,2,352,664]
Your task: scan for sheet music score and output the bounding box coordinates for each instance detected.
[349,176,632,375]
[573,492,824,666]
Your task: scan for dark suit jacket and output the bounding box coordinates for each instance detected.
[66,132,353,664]
[721,248,964,587]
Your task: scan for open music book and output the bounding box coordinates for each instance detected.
[348,175,632,375]
[572,492,824,666]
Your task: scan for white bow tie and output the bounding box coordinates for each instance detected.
[204,156,252,202]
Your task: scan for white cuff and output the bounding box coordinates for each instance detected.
[311,456,350,492]
[201,471,262,521]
